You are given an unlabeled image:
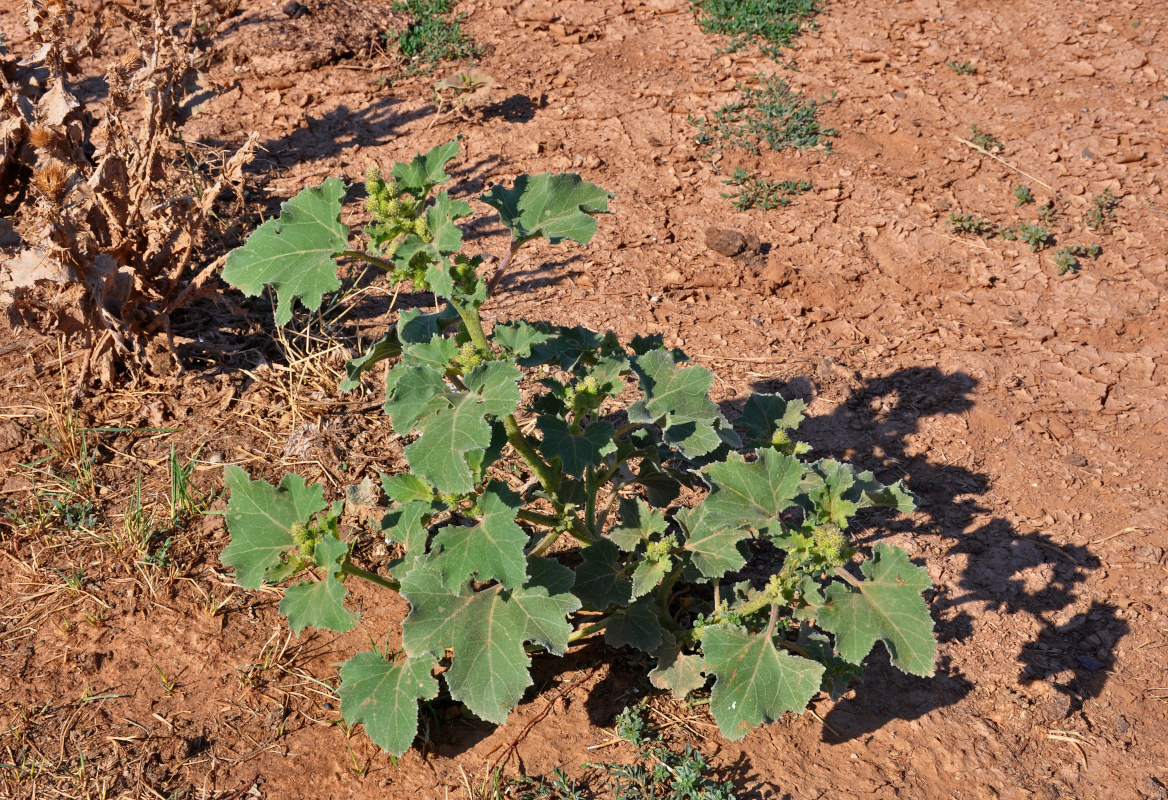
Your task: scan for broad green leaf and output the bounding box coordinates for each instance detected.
[222,467,327,589]
[802,459,857,528]
[609,497,668,551]
[628,349,725,459]
[650,635,707,700]
[338,652,439,757]
[380,473,435,505]
[222,178,348,325]
[573,539,632,610]
[851,470,916,514]
[393,138,460,197]
[384,363,447,432]
[676,504,749,580]
[428,482,527,591]
[796,625,863,700]
[340,330,401,391]
[605,595,663,652]
[535,416,616,477]
[630,555,672,599]
[818,543,935,676]
[280,531,358,634]
[381,500,436,575]
[400,559,578,724]
[702,624,825,740]
[703,449,805,535]
[403,361,522,494]
[739,394,806,442]
[493,320,553,358]
[479,173,612,245]
[635,458,687,508]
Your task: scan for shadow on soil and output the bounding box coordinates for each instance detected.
[751,366,1123,742]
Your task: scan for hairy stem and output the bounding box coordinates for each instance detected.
[486,239,523,295]
[341,561,400,593]
[340,249,396,272]
[567,616,611,644]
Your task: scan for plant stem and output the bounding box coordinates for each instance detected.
[567,617,610,644]
[833,565,862,588]
[340,250,396,272]
[341,561,400,592]
[486,239,523,294]
[517,508,559,528]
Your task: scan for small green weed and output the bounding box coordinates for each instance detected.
[947,60,976,75]
[1085,188,1118,232]
[1037,197,1062,224]
[948,212,994,238]
[1013,184,1033,205]
[968,124,1002,152]
[1001,222,1051,252]
[693,75,835,155]
[387,0,478,77]
[1053,242,1101,275]
[692,0,820,59]
[721,168,811,210]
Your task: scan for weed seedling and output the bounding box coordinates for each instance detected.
[1037,197,1062,224]
[1013,183,1033,205]
[692,0,820,59]
[947,60,976,75]
[1001,222,1051,252]
[693,75,835,155]
[968,124,1002,152]
[1085,188,1118,232]
[387,0,478,77]
[949,212,994,238]
[432,70,494,122]
[721,168,812,210]
[1053,242,1101,274]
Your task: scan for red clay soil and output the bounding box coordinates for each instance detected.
[2,0,1167,798]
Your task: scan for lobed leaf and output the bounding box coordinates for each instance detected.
[338,652,439,757]
[739,393,807,442]
[628,349,735,459]
[573,539,632,610]
[702,624,825,740]
[650,635,707,700]
[480,173,612,245]
[534,416,617,477]
[222,467,327,589]
[280,531,358,634]
[605,595,664,652]
[222,178,349,326]
[818,543,936,676]
[428,482,527,591]
[400,557,579,724]
[392,138,460,198]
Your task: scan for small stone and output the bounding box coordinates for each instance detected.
[705,227,748,257]
[1069,60,1096,77]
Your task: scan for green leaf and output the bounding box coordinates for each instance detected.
[573,539,632,610]
[393,138,460,197]
[702,624,825,740]
[404,361,522,494]
[222,178,349,326]
[480,173,612,245]
[630,555,672,599]
[340,330,401,391]
[493,320,553,358]
[384,363,447,433]
[852,471,916,515]
[400,559,578,724]
[429,482,528,591]
[818,543,935,676]
[650,635,707,700]
[535,416,617,477]
[222,467,327,589]
[338,652,439,757]
[703,449,805,536]
[381,500,436,575]
[605,595,663,652]
[676,504,749,580]
[739,394,806,442]
[628,349,726,459]
[609,497,668,551]
[280,531,358,634]
[380,473,435,505]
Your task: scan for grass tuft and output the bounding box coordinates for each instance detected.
[693,0,820,58]
[693,75,835,156]
[388,0,479,77]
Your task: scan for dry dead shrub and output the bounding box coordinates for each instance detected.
[0,0,254,390]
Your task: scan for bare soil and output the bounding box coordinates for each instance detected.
[2,0,1167,798]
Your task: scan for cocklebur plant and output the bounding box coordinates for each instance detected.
[218,140,936,757]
